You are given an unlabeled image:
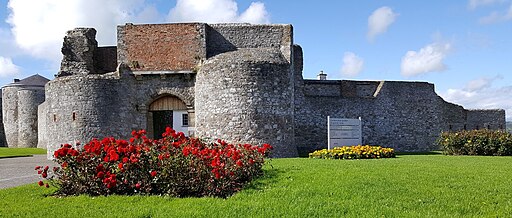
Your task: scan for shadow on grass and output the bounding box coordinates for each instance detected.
[243,166,283,192]
[0,155,33,159]
[396,151,443,156]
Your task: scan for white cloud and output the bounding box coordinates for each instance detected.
[441,77,512,120]
[464,75,503,92]
[479,11,503,24]
[341,52,364,77]
[367,6,398,42]
[478,3,512,24]
[400,42,452,77]
[0,56,21,77]
[239,2,270,24]
[167,0,270,24]
[468,0,505,9]
[6,0,161,61]
[6,0,269,64]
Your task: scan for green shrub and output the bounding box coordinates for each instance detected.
[309,145,395,159]
[437,129,512,156]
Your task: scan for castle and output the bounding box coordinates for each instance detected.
[0,23,506,158]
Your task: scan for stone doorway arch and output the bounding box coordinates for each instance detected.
[147,95,190,139]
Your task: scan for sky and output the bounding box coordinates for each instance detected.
[0,0,511,120]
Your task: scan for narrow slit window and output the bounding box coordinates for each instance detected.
[182,114,189,126]
[53,114,57,122]
[72,112,76,121]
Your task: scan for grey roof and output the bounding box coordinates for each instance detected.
[3,74,50,88]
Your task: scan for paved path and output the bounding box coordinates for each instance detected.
[0,155,55,189]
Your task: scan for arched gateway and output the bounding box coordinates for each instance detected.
[147,96,190,139]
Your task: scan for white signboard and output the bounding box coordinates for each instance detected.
[328,116,362,149]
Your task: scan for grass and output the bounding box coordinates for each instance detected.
[0,147,47,158]
[1,155,512,217]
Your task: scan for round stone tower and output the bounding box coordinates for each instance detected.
[2,75,49,148]
[195,48,298,157]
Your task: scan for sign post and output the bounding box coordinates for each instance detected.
[327,116,362,149]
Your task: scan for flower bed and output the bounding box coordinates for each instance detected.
[437,129,512,156]
[36,128,272,198]
[309,145,395,159]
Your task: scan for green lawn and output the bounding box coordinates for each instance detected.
[1,155,512,217]
[0,147,47,158]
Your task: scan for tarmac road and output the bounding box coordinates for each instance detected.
[0,155,55,189]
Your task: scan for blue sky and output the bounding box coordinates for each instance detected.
[0,0,511,119]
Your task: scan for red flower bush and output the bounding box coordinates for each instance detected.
[36,127,272,197]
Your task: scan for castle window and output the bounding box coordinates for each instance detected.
[449,125,453,131]
[182,114,189,126]
[476,125,479,130]
[487,125,490,129]
[72,112,76,121]
[464,124,467,130]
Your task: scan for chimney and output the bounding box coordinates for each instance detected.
[13,78,20,83]
[317,71,327,80]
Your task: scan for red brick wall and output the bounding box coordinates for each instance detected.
[120,23,206,71]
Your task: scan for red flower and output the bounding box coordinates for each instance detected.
[109,150,119,162]
[135,183,141,189]
[249,159,255,165]
[130,154,138,163]
[150,170,157,177]
[182,147,190,156]
[263,143,273,150]
[96,164,104,172]
[38,181,44,186]
[172,142,180,148]
[62,162,68,168]
[122,157,129,163]
[45,183,49,188]
[35,166,41,170]
[236,160,243,167]
[118,163,124,171]
[97,171,105,179]
[42,172,48,178]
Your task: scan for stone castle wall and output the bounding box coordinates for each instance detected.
[2,83,46,148]
[0,91,7,146]
[294,79,506,154]
[467,109,506,130]
[196,49,297,157]
[42,72,195,154]
[196,23,297,157]
[37,23,506,158]
[2,86,18,147]
[17,88,45,148]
